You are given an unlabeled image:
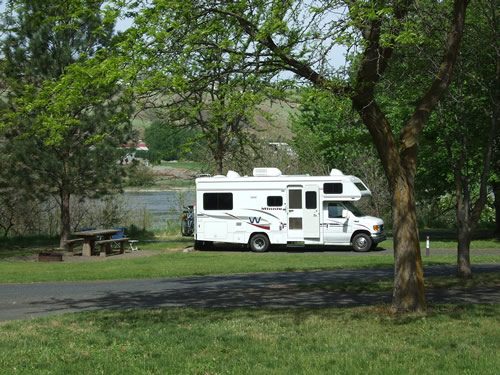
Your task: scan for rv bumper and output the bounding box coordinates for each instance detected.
[371,233,387,243]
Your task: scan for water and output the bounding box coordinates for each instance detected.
[122,191,195,229]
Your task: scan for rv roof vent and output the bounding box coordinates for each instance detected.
[253,167,282,177]
[226,170,240,178]
[330,169,344,176]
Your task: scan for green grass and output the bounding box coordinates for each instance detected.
[302,272,500,293]
[0,233,499,284]
[159,160,203,172]
[0,304,498,374]
[0,249,499,284]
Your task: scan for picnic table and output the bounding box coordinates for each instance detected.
[71,229,128,257]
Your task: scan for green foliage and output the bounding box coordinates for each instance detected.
[0,0,136,244]
[291,88,372,174]
[125,162,156,187]
[120,0,279,173]
[291,88,391,219]
[0,0,117,89]
[144,120,197,163]
[406,1,497,238]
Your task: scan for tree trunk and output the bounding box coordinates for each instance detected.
[452,144,474,279]
[351,95,427,312]
[60,191,71,249]
[391,176,426,311]
[214,128,224,175]
[215,148,223,175]
[457,228,473,278]
[494,181,500,235]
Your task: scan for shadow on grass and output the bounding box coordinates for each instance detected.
[16,264,499,322]
[0,235,60,259]
[34,300,499,331]
[0,235,59,250]
[198,242,391,254]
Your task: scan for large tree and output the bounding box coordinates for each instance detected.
[0,0,134,247]
[438,0,498,278]
[122,5,275,175]
[135,0,469,311]
[383,0,498,278]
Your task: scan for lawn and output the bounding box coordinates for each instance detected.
[159,160,204,172]
[1,236,499,374]
[0,233,499,284]
[0,248,499,284]
[0,305,498,374]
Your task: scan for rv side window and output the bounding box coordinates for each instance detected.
[203,193,233,210]
[324,183,343,194]
[328,203,344,218]
[305,191,317,209]
[267,196,283,207]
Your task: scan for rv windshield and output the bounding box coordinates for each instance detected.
[344,202,365,217]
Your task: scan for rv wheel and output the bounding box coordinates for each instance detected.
[249,234,270,252]
[352,233,372,252]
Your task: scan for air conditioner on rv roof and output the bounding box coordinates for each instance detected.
[330,169,344,176]
[253,168,282,177]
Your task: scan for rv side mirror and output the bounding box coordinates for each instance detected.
[342,209,349,218]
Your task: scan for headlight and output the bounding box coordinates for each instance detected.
[373,225,383,232]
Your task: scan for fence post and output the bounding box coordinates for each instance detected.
[426,236,430,256]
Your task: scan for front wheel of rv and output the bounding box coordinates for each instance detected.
[249,234,270,252]
[352,233,372,252]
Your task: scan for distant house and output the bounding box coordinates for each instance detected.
[135,143,149,151]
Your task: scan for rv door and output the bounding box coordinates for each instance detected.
[287,185,320,240]
[287,187,304,241]
[303,185,320,238]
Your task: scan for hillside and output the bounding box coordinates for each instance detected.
[131,99,298,142]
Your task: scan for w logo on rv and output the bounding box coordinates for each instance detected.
[248,216,261,224]
[247,216,270,230]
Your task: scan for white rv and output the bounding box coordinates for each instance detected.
[194,168,386,252]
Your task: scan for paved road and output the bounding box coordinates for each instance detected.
[1,264,499,322]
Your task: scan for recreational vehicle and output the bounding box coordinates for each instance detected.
[193,168,386,252]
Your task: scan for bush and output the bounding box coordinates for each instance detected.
[125,162,156,186]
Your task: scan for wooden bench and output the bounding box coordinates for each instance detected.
[65,238,84,251]
[95,237,129,257]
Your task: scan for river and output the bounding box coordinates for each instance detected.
[122,190,195,230]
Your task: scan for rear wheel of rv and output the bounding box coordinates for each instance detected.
[249,234,270,252]
[352,233,372,252]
